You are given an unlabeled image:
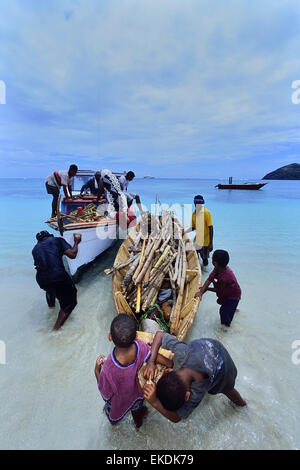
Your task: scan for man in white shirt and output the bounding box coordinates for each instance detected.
[45,164,78,218]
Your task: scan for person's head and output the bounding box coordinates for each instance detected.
[68,164,78,177]
[126,171,135,181]
[212,249,229,268]
[194,195,205,207]
[94,171,101,181]
[36,230,53,242]
[156,371,190,411]
[109,313,137,348]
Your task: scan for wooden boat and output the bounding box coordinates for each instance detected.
[216,183,266,190]
[215,177,267,190]
[108,211,201,342]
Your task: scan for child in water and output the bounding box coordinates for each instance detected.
[143,331,246,423]
[195,249,241,327]
[94,314,173,428]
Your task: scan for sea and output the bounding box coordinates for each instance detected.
[0,177,299,450]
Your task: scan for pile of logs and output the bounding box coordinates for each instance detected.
[67,204,105,222]
[106,211,190,336]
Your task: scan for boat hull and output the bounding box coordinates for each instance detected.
[62,222,117,278]
[216,183,266,190]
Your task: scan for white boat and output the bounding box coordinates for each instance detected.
[46,170,136,281]
[143,175,155,179]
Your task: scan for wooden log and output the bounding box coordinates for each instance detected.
[133,237,162,285]
[172,241,181,283]
[123,254,141,286]
[136,238,146,313]
[105,253,139,275]
[170,241,187,335]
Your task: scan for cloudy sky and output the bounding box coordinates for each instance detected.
[0,0,300,178]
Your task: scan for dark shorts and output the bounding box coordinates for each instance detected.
[219,299,239,326]
[208,345,237,395]
[38,275,77,313]
[45,182,59,197]
[197,246,210,261]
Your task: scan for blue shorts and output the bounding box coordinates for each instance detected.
[219,299,239,326]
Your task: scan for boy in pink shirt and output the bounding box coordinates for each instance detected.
[94,314,173,428]
[195,250,241,327]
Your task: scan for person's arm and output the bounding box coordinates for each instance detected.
[143,382,181,423]
[208,225,213,252]
[194,271,215,299]
[156,353,173,369]
[184,226,193,234]
[62,184,69,198]
[94,355,105,382]
[96,179,104,201]
[68,183,73,199]
[143,331,165,380]
[64,233,81,259]
[80,181,89,196]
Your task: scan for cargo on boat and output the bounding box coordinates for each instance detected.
[106,211,201,342]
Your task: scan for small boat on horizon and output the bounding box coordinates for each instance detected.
[143,175,155,179]
[215,177,267,190]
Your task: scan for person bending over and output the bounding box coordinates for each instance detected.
[45,165,78,219]
[195,249,241,327]
[143,331,246,423]
[32,231,81,330]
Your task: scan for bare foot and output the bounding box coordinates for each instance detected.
[224,389,247,407]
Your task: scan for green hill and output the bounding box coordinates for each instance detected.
[263,163,300,180]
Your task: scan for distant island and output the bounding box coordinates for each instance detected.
[263,163,300,180]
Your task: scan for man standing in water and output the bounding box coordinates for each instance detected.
[45,165,78,219]
[32,231,81,330]
[185,195,213,267]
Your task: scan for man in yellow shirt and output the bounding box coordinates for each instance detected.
[185,195,213,266]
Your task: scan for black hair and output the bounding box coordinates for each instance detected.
[194,194,205,204]
[212,249,230,268]
[69,164,78,172]
[126,171,135,179]
[110,313,137,348]
[156,371,187,411]
[36,230,53,242]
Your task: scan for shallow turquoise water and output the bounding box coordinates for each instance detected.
[0,178,300,449]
